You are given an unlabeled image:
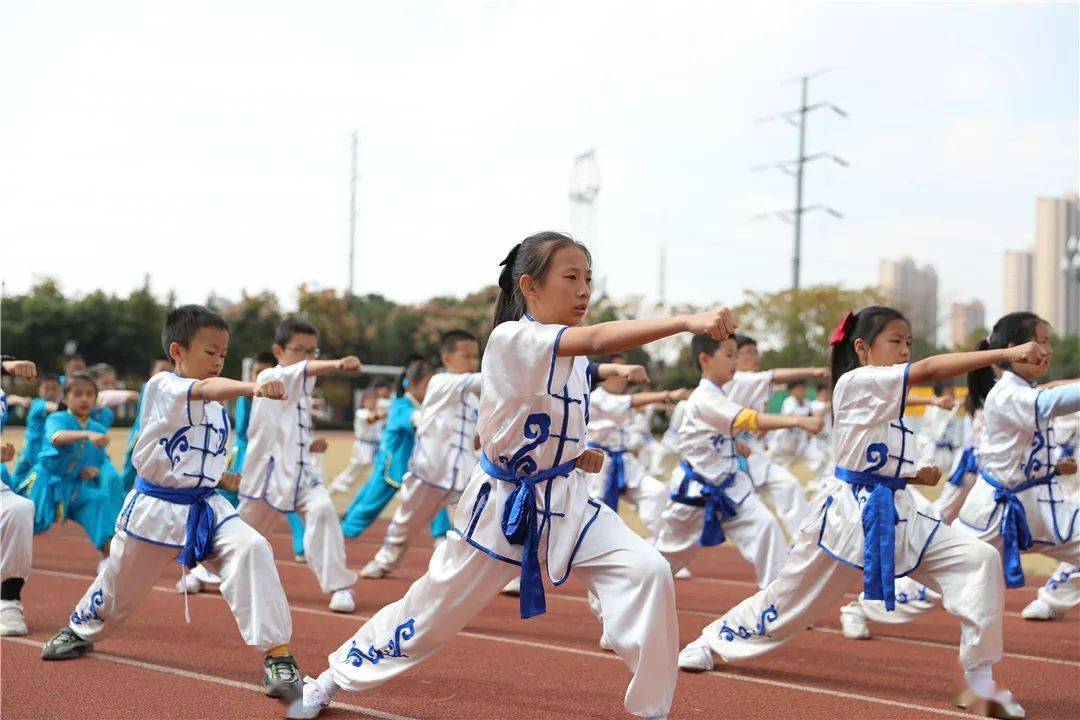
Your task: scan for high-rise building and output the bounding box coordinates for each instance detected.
[1033,192,1080,334]
[949,300,986,348]
[1002,249,1034,315]
[878,257,939,343]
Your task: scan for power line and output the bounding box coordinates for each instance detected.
[752,70,848,291]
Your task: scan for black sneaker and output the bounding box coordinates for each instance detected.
[42,627,93,661]
[264,655,302,698]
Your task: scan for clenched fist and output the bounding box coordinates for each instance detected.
[218,472,242,493]
[309,437,328,453]
[337,356,362,373]
[685,308,737,340]
[575,448,605,474]
[255,379,287,401]
[911,466,942,487]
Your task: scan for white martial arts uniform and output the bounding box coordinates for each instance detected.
[916,403,963,475]
[722,370,810,533]
[692,363,1005,671]
[65,372,291,650]
[803,398,834,502]
[587,388,667,539]
[366,371,481,575]
[766,395,811,468]
[238,361,357,595]
[1,390,34,587]
[931,410,982,523]
[648,401,685,480]
[652,378,788,588]
[323,315,677,720]
[330,405,385,492]
[1036,416,1079,615]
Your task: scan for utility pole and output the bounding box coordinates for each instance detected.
[347,130,358,299]
[569,149,601,291]
[753,70,848,291]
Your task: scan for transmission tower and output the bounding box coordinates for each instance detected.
[569,149,601,289]
[752,70,848,291]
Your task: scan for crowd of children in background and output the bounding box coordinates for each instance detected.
[0,232,1077,720]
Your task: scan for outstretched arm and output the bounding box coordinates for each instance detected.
[303,356,362,378]
[907,342,1047,386]
[630,387,691,409]
[190,378,287,403]
[557,309,736,358]
[745,411,825,435]
[772,367,829,384]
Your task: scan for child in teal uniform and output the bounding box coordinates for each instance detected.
[119,357,173,491]
[341,358,451,539]
[10,374,62,491]
[22,373,116,559]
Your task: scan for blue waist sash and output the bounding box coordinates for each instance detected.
[478,453,578,620]
[947,447,978,487]
[979,471,1054,588]
[1060,443,1075,459]
[835,467,908,611]
[587,442,626,511]
[671,460,738,547]
[135,477,217,569]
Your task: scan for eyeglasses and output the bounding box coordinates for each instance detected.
[285,346,321,358]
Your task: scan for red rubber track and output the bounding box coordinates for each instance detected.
[2,519,1077,719]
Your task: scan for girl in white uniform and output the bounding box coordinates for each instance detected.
[678,306,1045,719]
[329,388,387,493]
[360,330,483,579]
[288,231,738,720]
[39,306,300,698]
[652,334,824,588]
[723,335,828,535]
[587,354,690,540]
[842,314,1079,648]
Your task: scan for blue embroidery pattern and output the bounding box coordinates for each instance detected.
[500,413,552,476]
[346,618,417,667]
[1023,430,1048,480]
[717,604,779,641]
[1047,567,1075,591]
[864,443,889,472]
[157,407,230,479]
[70,589,105,625]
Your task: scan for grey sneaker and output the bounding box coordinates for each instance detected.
[42,627,93,661]
[264,655,302,698]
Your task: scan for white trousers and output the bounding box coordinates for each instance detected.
[67,519,292,651]
[752,460,811,536]
[1036,562,1080,616]
[695,520,1004,670]
[0,491,34,582]
[652,492,788,589]
[330,457,371,493]
[239,483,357,595]
[370,478,459,574]
[325,504,678,719]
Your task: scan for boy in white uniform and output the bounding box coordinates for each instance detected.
[765,379,812,474]
[1,359,40,636]
[40,306,300,697]
[724,334,827,534]
[653,334,824,588]
[237,317,361,613]
[360,330,482,579]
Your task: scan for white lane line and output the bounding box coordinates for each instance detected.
[0,636,417,720]
[33,567,1075,668]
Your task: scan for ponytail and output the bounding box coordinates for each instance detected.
[966,311,1046,409]
[492,231,592,328]
[828,305,909,393]
[396,356,432,397]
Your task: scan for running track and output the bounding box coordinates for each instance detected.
[3,519,1077,719]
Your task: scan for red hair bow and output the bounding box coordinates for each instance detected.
[829,311,856,346]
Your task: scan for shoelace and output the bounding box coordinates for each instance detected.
[269,657,299,683]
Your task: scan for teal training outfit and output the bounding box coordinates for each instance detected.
[90,405,126,522]
[341,393,450,539]
[11,397,51,490]
[24,411,116,551]
[119,385,146,491]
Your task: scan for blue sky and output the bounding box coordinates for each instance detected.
[2,1,1077,328]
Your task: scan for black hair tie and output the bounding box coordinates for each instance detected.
[498,243,522,293]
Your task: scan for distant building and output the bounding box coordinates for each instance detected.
[1033,192,1080,335]
[1002,249,1033,315]
[950,300,985,348]
[879,257,938,343]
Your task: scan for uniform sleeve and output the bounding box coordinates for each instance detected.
[737,370,775,410]
[462,372,483,397]
[591,389,633,423]
[487,321,573,399]
[780,396,798,415]
[1036,383,1080,421]
[271,362,310,401]
[44,412,70,444]
[28,397,47,425]
[835,364,909,428]
[385,399,416,433]
[131,373,198,473]
[697,394,744,434]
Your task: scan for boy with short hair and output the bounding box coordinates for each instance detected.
[41,305,301,698]
[237,317,361,613]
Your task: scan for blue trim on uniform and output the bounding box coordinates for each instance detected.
[184,379,196,427]
[549,498,603,587]
[546,326,569,396]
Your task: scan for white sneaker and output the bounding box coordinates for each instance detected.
[501,577,520,596]
[1020,598,1056,621]
[191,564,221,585]
[674,567,693,580]
[677,638,715,673]
[0,600,28,636]
[176,573,203,595]
[598,633,614,651]
[839,603,871,640]
[328,589,356,613]
[294,554,307,564]
[284,675,334,719]
[359,559,389,579]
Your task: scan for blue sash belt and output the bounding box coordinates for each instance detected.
[478,453,578,620]
[835,467,907,610]
[587,442,626,511]
[947,447,978,487]
[671,461,738,547]
[135,477,217,569]
[979,471,1054,588]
